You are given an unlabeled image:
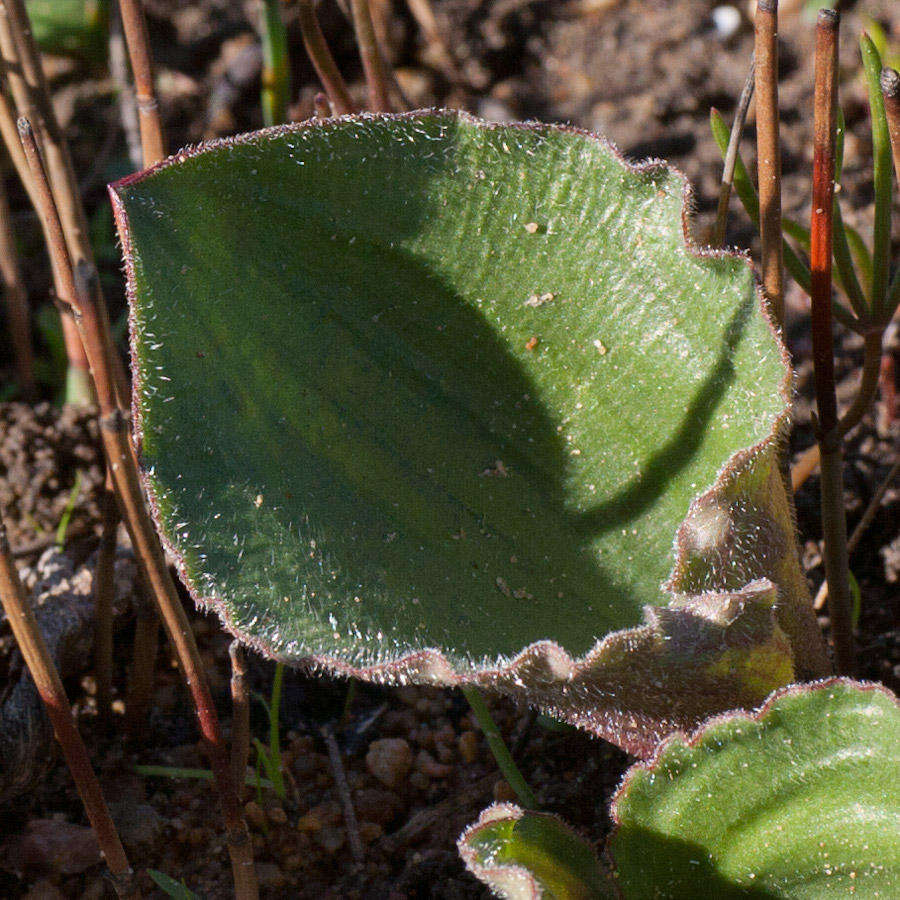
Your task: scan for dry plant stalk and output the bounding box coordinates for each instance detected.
[0,86,38,209]
[0,0,133,408]
[404,0,460,83]
[298,0,357,115]
[115,0,166,747]
[115,0,166,166]
[321,724,365,867]
[19,118,258,900]
[713,55,755,248]
[0,524,136,897]
[754,0,784,329]
[809,9,854,675]
[350,0,391,111]
[0,0,90,397]
[124,591,159,737]
[0,174,34,394]
[94,485,119,724]
[229,641,251,793]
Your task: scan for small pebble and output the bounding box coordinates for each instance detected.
[243,800,266,831]
[255,862,286,889]
[360,822,383,843]
[365,737,413,788]
[296,812,323,833]
[316,826,346,854]
[415,750,453,779]
[266,805,288,826]
[524,221,539,234]
[712,5,741,39]
[458,730,479,763]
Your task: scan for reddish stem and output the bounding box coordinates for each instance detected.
[809,9,854,675]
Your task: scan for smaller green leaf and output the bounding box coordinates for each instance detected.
[611,679,900,898]
[148,870,201,900]
[459,804,614,899]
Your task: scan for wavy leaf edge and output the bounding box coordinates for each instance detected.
[111,109,814,755]
[609,676,899,824]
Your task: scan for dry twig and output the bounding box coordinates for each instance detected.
[0,523,136,897]
[754,0,785,328]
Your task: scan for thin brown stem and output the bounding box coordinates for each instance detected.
[755,0,784,329]
[0,523,137,897]
[790,328,884,493]
[882,67,900,204]
[110,2,144,171]
[229,641,250,796]
[94,478,119,725]
[19,118,258,900]
[124,588,158,737]
[791,442,820,492]
[404,0,461,84]
[115,0,165,166]
[0,87,38,209]
[837,329,883,436]
[297,0,357,115]
[0,0,90,257]
[350,0,391,111]
[713,54,755,248]
[814,453,899,610]
[0,1,96,401]
[0,170,34,394]
[810,9,853,675]
[321,724,365,868]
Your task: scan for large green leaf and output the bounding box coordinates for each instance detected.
[458,804,614,899]
[111,111,825,752]
[611,679,900,897]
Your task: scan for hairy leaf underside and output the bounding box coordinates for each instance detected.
[112,111,826,753]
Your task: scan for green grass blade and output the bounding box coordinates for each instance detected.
[148,870,202,900]
[258,0,290,126]
[711,110,863,332]
[710,109,812,294]
[845,222,873,292]
[860,33,892,317]
[55,470,83,547]
[267,662,286,800]
[832,200,869,319]
[134,764,275,789]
